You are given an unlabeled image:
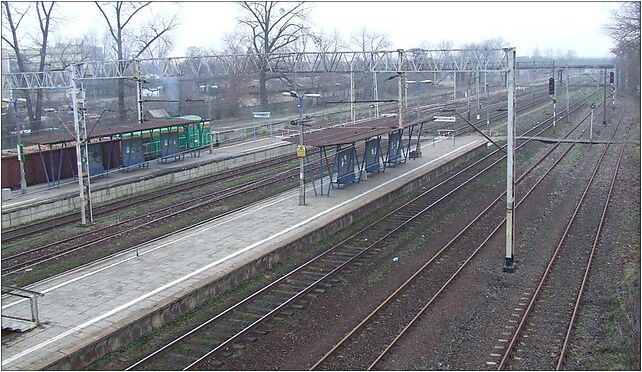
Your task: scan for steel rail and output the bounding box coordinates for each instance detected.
[2,130,412,274]
[128,134,504,370]
[366,102,612,371]
[1,85,513,243]
[0,151,303,242]
[1,154,304,244]
[311,95,601,371]
[555,121,631,370]
[129,96,544,370]
[1,154,304,257]
[1,164,307,276]
[2,86,555,276]
[132,88,599,371]
[497,119,623,371]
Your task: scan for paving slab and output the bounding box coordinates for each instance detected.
[1,134,486,370]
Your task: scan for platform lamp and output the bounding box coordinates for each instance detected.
[282,91,321,206]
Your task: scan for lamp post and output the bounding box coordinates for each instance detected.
[283,91,321,206]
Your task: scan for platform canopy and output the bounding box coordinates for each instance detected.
[284,116,431,147]
[23,118,200,145]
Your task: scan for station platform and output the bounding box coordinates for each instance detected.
[1,134,487,370]
[1,136,294,229]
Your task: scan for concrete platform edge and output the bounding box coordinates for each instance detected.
[1,142,295,229]
[41,142,487,371]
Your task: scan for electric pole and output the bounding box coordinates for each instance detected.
[602,68,607,126]
[504,47,516,273]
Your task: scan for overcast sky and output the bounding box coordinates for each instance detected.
[12,1,621,58]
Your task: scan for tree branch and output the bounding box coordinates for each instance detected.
[95,2,118,42]
[121,1,150,29]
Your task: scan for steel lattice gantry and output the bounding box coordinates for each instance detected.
[3,49,513,90]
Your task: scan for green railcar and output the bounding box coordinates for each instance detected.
[176,115,215,149]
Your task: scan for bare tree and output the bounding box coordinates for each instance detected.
[32,1,55,131]
[564,49,577,60]
[95,1,177,121]
[2,2,34,126]
[605,2,641,52]
[604,1,640,92]
[349,26,390,52]
[136,20,175,60]
[50,32,102,68]
[220,28,251,57]
[309,29,346,94]
[2,1,56,132]
[437,40,454,50]
[237,1,310,109]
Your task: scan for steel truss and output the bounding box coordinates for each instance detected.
[2,48,515,91]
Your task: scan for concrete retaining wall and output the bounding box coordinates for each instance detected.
[1,143,296,229]
[45,142,486,370]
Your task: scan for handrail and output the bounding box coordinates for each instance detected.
[1,285,44,297]
[1,285,44,326]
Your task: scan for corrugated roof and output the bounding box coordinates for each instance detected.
[284,115,432,147]
[23,118,200,145]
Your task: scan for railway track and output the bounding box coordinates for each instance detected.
[1,81,544,244]
[124,90,600,370]
[0,151,305,242]
[309,95,610,371]
[496,119,630,370]
[0,90,496,244]
[1,86,560,283]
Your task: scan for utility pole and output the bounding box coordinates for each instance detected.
[566,65,570,123]
[590,103,595,142]
[71,63,93,225]
[504,47,516,273]
[552,73,557,128]
[467,72,471,120]
[7,62,27,194]
[372,71,379,118]
[298,96,305,206]
[9,98,27,194]
[476,71,480,109]
[350,69,355,124]
[17,142,27,194]
[404,79,408,108]
[398,49,405,129]
[453,72,456,100]
[484,71,488,99]
[602,68,607,126]
[135,60,144,124]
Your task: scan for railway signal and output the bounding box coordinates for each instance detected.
[550,76,557,127]
[609,71,614,84]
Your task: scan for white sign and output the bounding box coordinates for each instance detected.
[253,111,271,119]
[434,116,456,122]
